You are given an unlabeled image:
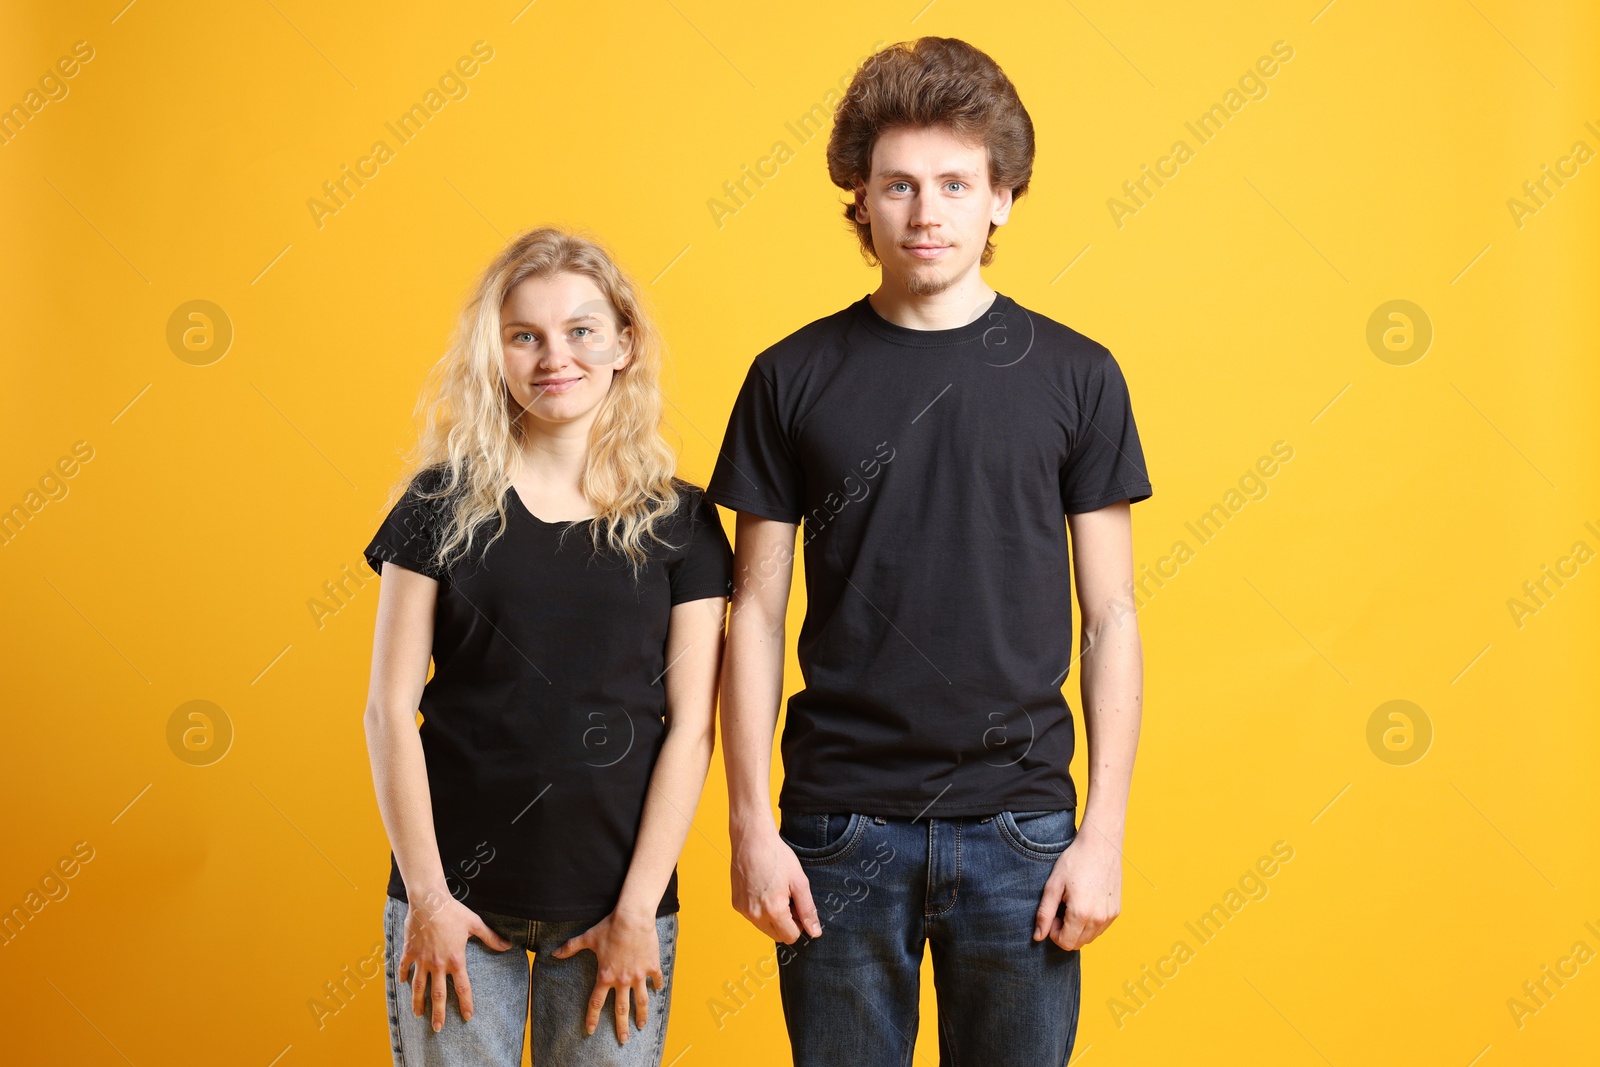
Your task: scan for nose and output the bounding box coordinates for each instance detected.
[908,188,941,232]
[537,338,576,369]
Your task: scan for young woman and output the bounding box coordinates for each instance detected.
[362,227,732,1066]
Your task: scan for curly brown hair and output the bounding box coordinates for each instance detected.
[826,37,1035,267]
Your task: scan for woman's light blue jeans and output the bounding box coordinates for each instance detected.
[383,895,678,1066]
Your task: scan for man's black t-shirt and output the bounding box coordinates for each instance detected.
[705,292,1152,818]
[364,471,733,922]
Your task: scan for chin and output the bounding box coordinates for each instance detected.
[903,269,956,297]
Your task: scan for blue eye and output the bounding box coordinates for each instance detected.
[512,330,535,344]
[890,181,910,193]
[573,326,593,338]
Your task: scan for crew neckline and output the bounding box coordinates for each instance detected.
[851,291,1014,348]
[508,485,596,526]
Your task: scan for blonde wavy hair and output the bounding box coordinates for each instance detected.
[386,226,684,577]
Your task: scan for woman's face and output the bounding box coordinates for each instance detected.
[500,272,633,432]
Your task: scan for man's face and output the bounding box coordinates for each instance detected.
[854,124,1014,296]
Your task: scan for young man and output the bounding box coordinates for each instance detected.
[705,37,1153,1066]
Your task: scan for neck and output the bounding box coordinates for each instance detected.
[514,414,592,485]
[868,267,996,331]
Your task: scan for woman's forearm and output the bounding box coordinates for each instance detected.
[365,705,451,910]
[613,719,717,920]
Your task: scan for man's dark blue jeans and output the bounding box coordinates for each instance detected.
[775,807,1081,1066]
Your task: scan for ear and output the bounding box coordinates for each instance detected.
[613,322,634,372]
[991,184,1014,227]
[853,182,869,224]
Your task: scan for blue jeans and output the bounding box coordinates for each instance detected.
[776,808,1081,1067]
[383,895,678,1066]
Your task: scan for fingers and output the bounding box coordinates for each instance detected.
[1035,878,1067,942]
[1052,906,1117,951]
[633,977,649,1030]
[430,963,449,1032]
[452,959,475,1023]
[789,873,823,939]
[586,982,607,1037]
[1052,910,1090,952]
[764,902,801,944]
[410,957,427,1019]
[613,984,630,1044]
[551,933,587,960]
[470,916,513,952]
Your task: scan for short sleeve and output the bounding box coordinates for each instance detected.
[364,468,453,581]
[705,360,805,523]
[1059,352,1154,514]
[667,488,734,604]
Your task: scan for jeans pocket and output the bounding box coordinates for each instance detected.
[998,808,1077,859]
[778,811,865,864]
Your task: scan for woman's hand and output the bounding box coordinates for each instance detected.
[399,888,514,1032]
[552,909,665,1044]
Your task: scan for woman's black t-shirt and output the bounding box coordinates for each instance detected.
[364,470,733,923]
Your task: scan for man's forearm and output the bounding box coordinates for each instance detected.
[721,606,787,832]
[1077,616,1143,843]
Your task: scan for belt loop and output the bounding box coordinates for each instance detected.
[873,816,887,825]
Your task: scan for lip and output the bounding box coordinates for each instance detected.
[533,377,581,393]
[905,244,950,259]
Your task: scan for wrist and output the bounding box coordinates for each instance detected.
[1078,815,1124,848]
[405,879,455,915]
[729,810,777,842]
[612,897,658,926]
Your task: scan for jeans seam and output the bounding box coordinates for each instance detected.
[781,811,868,865]
[997,811,1075,861]
[926,819,961,918]
[1058,949,1083,1067]
[386,900,409,1067]
[938,994,959,1067]
[650,913,676,1064]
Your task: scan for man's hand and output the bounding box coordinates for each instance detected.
[1034,828,1122,950]
[730,822,824,943]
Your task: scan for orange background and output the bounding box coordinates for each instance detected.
[3,1,1597,1064]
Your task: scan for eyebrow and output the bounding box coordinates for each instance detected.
[501,313,606,330]
[877,168,982,182]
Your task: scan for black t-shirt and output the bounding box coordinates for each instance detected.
[364,470,733,922]
[705,292,1152,818]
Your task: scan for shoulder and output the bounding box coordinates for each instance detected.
[750,301,859,379]
[664,477,715,523]
[1002,295,1115,368]
[998,296,1142,399]
[661,478,731,544]
[397,463,460,505]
